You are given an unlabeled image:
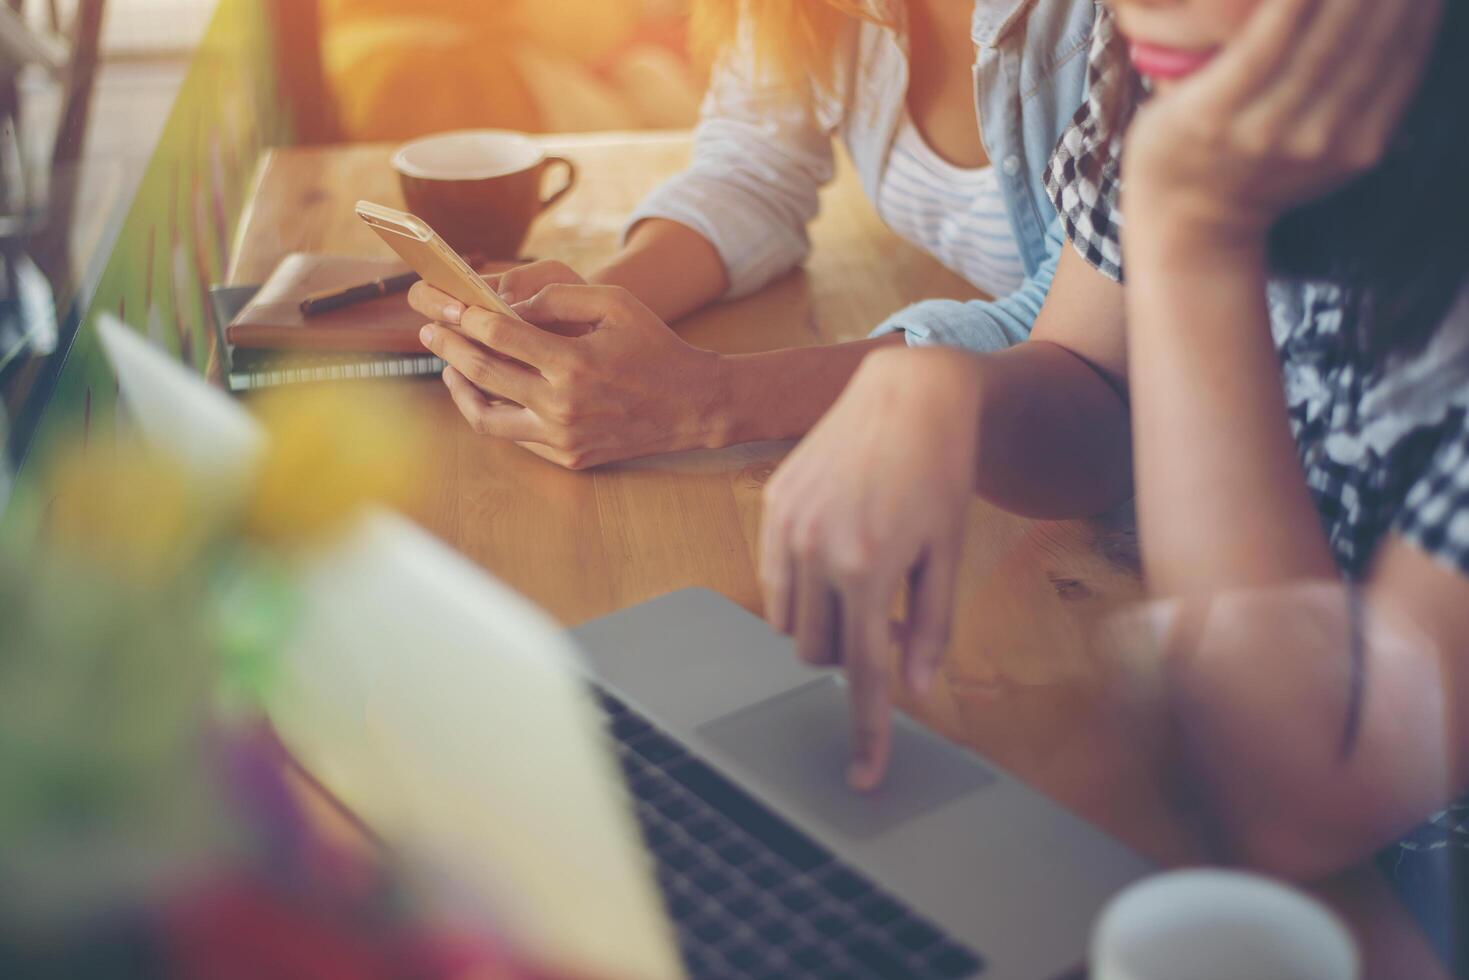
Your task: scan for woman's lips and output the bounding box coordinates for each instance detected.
[1127,40,1218,81]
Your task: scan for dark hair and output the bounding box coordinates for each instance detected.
[1267,0,1469,359]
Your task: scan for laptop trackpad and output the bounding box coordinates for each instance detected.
[697,677,994,840]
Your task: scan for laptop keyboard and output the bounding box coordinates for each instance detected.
[596,690,985,979]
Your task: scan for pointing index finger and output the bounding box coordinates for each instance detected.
[840,588,894,792]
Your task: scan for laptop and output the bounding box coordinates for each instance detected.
[96,315,1155,980]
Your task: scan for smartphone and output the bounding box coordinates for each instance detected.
[355,200,521,319]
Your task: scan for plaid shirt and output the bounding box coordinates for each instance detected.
[1044,4,1469,956]
[1045,5,1469,583]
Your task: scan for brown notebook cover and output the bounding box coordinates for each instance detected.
[226,253,516,353]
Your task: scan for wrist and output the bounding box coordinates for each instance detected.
[702,353,793,449]
[704,339,912,451]
[864,346,984,463]
[1123,207,1269,281]
[696,352,741,450]
[868,345,982,407]
[1128,193,1270,249]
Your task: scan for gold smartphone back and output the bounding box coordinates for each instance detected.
[355,200,519,319]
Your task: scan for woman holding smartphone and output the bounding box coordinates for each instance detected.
[410,0,1095,469]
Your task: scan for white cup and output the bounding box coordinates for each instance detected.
[1091,869,1360,980]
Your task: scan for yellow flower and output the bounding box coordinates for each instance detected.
[243,386,426,547]
[44,444,217,583]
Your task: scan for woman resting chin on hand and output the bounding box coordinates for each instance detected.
[764,0,1469,896]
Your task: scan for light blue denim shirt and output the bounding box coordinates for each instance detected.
[626,0,1094,352]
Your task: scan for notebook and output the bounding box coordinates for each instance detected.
[227,254,436,354]
[210,283,445,392]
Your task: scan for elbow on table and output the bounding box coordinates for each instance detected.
[1221,815,1372,883]
[1208,773,1425,883]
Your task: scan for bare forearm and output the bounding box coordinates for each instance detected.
[710,336,904,446]
[1125,228,1337,595]
[590,219,729,323]
[968,341,1133,518]
[582,220,896,451]
[1154,582,1458,879]
[1123,236,1462,879]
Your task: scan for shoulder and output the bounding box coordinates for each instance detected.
[1004,0,1097,129]
[1005,0,1097,57]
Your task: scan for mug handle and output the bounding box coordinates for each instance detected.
[539,156,578,213]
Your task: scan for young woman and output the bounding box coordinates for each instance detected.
[408,0,1096,468]
[760,0,1469,892]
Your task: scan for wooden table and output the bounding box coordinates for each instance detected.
[231,132,1445,979]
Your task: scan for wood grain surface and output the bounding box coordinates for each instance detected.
[232,132,1445,980]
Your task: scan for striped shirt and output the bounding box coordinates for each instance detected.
[875,113,1026,298]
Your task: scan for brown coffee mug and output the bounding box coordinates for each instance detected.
[393,130,577,259]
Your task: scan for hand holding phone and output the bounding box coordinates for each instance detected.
[356,200,522,320]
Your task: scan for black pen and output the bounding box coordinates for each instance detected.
[299,270,420,317]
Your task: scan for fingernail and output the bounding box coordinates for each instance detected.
[420,325,434,346]
[498,288,518,305]
[442,303,463,324]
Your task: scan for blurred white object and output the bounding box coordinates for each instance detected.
[98,0,212,55]
[0,6,64,76]
[95,315,264,483]
[1091,869,1359,980]
[277,511,685,980]
[96,313,686,980]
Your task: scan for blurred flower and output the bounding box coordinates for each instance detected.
[209,553,301,706]
[43,444,222,584]
[0,387,541,980]
[0,548,227,926]
[244,387,426,548]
